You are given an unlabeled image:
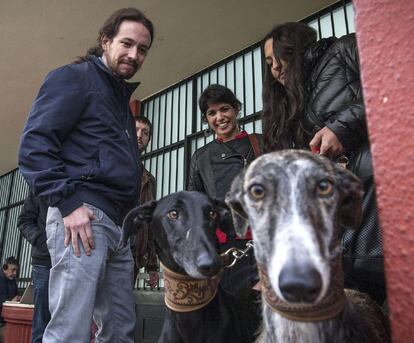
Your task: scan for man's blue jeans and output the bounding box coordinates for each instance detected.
[43,204,136,343]
[31,264,51,343]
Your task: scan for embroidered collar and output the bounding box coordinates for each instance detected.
[258,259,346,322]
[216,130,248,143]
[161,262,221,312]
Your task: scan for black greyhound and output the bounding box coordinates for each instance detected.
[123,191,260,343]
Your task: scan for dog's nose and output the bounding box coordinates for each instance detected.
[278,261,322,303]
[195,253,221,277]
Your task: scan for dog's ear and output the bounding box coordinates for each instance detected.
[122,201,158,246]
[225,171,249,237]
[336,167,364,229]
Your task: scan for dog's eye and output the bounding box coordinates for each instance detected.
[209,210,218,220]
[317,180,334,196]
[249,184,265,199]
[167,210,179,220]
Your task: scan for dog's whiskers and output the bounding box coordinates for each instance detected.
[186,228,191,240]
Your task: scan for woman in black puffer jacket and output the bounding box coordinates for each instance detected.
[262,22,385,304]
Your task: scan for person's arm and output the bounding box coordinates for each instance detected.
[144,174,159,289]
[19,66,86,214]
[323,100,366,153]
[145,236,159,289]
[187,151,206,192]
[0,277,7,305]
[309,35,367,155]
[310,35,367,155]
[145,226,158,273]
[17,193,42,245]
[19,66,95,256]
[11,281,20,302]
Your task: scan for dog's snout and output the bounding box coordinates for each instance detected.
[195,252,221,277]
[278,261,322,303]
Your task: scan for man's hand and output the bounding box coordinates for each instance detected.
[148,271,159,289]
[12,295,21,302]
[63,205,96,257]
[309,126,344,156]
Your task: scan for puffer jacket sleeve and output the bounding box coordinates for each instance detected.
[18,66,87,215]
[187,150,206,192]
[316,34,367,152]
[325,99,367,153]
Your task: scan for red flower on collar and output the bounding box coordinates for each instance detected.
[215,227,252,244]
[215,228,228,244]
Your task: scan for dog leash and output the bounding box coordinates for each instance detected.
[220,240,254,268]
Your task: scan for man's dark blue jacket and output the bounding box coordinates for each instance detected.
[19,56,142,225]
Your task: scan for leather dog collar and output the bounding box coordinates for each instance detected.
[161,262,221,313]
[257,260,346,322]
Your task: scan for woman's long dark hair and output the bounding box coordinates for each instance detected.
[262,22,317,152]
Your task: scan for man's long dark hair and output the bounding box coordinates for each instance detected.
[262,22,317,152]
[74,8,154,64]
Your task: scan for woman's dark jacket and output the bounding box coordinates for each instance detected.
[302,34,384,300]
[17,192,51,267]
[188,134,262,200]
[188,133,262,294]
[303,34,366,155]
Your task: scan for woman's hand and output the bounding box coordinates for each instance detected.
[309,127,344,156]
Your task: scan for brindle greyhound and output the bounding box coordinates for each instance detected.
[226,150,389,343]
[122,191,260,343]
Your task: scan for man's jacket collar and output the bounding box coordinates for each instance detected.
[90,55,140,95]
